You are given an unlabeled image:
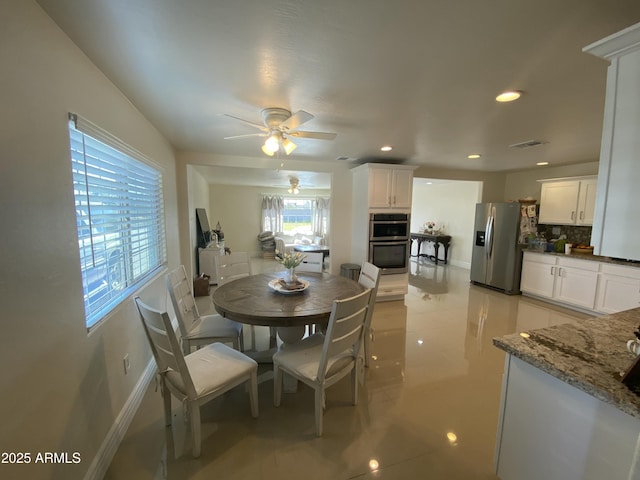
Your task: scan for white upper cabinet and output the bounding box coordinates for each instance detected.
[537,177,597,225]
[357,164,415,210]
[584,23,640,260]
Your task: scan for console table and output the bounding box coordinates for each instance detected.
[410,233,452,264]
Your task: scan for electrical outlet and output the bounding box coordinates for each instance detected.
[123,354,130,375]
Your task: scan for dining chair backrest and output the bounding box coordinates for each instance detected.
[134,296,197,399]
[358,261,381,292]
[296,252,323,273]
[166,265,199,339]
[317,288,372,382]
[215,252,251,285]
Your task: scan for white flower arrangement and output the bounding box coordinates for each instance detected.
[275,251,307,269]
[422,221,443,235]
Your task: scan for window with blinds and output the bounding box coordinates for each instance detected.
[68,113,167,329]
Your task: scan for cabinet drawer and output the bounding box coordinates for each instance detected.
[557,256,600,272]
[600,263,640,280]
[523,252,557,265]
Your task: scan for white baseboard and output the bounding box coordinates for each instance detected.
[83,358,156,480]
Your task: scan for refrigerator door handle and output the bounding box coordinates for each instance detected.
[485,215,494,260]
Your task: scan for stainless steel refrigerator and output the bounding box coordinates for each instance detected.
[470,202,529,294]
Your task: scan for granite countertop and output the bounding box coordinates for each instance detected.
[524,249,640,268]
[493,307,640,419]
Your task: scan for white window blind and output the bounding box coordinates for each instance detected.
[68,113,167,329]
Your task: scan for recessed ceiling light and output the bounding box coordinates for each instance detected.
[380,145,392,152]
[536,162,549,166]
[467,154,481,159]
[496,90,523,102]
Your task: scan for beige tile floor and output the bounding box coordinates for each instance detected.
[105,258,592,480]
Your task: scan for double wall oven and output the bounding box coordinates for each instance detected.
[369,213,410,274]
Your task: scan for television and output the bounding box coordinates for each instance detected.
[196,208,211,247]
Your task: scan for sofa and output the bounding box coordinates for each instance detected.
[274,232,325,255]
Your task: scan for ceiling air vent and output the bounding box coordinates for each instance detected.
[509,140,548,149]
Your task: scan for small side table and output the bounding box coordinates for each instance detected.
[410,233,452,265]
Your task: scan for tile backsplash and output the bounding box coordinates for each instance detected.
[538,224,592,246]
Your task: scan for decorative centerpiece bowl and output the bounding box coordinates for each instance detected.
[275,251,307,286]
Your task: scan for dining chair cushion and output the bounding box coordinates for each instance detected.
[165,342,258,397]
[272,333,354,382]
[181,314,242,343]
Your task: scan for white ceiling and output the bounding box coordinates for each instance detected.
[37,0,640,184]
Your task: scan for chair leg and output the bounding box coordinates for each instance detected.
[314,388,324,437]
[273,365,283,407]
[364,327,371,368]
[190,403,202,458]
[162,379,172,426]
[249,370,259,418]
[351,367,359,405]
[250,325,256,351]
[238,328,245,352]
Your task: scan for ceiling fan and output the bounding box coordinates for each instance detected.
[223,108,336,156]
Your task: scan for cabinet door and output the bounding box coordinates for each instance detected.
[368,168,391,208]
[391,169,414,208]
[538,181,580,224]
[520,257,555,298]
[553,266,598,310]
[596,274,640,314]
[577,178,597,225]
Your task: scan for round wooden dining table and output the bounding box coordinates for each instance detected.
[212,271,365,343]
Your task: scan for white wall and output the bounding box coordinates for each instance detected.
[0,2,178,478]
[411,181,481,268]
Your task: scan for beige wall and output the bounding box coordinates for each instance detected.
[503,161,599,202]
[176,152,354,274]
[0,2,178,478]
[413,166,506,202]
[208,185,330,257]
[187,166,211,277]
[411,181,481,268]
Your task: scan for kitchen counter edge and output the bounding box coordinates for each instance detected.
[523,250,640,267]
[493,307,640,420]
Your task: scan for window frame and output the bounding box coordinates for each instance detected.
[68,113,167,330]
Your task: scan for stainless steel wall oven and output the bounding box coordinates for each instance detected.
[368,213,410,274]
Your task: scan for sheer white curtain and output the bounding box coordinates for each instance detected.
[261,195,284,233]
[312,197,330,238]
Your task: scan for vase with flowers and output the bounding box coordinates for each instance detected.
[422,221,443,235]
[275,251,307,284]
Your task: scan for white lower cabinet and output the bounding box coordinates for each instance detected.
[552,257,599,310]
[520,252,601,313]
[520,252,556,298]
[595,264,640,314]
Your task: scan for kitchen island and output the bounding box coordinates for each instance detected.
[493,307,640,480]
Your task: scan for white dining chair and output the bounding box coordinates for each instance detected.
[214,251,251,285]
[295,252,324,273]
[166,265,244,354]
[215,252,275,349]
[358,262,381,367]
[273,288,372,436]
[134,297,258,458]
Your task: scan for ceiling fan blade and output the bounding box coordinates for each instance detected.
[224,133,267,140]
[282,110,314,130]
[222,113,268,131]
[288,131,337,141]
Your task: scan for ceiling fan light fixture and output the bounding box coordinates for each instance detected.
[264,134,280,153]
[496,90,523,102]
[288,177,300,195]
[282,137,297,155]
[261,144,275,156]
